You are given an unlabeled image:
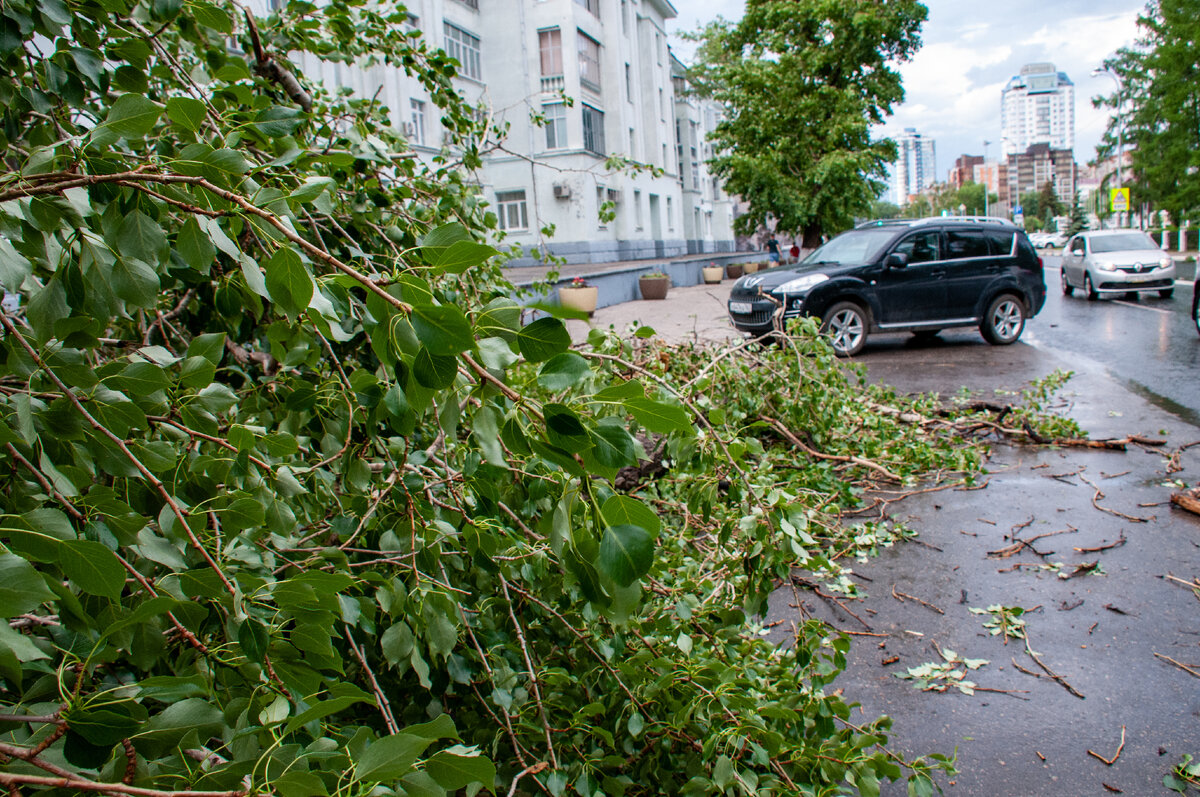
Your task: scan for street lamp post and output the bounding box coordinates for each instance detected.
[1092,67,1124,228]
[982,140,990,218]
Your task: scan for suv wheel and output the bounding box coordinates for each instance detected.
[820,302,867,357]
[980,294,1026,345]
[1060,269,1074,296]
[1084,273,1099,301]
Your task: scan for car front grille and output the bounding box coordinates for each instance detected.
[1099,278,1172,290]
[730,309,774,327]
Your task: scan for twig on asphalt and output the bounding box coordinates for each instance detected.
[1087,725,1126,766]
[1022,637,1085,699]
[1077,473,1152,523]
[891,586,945,615]
[1153,652,1200,679]
[1074,533,1127,554]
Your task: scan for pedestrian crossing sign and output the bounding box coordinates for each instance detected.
[1111,187,1130,213]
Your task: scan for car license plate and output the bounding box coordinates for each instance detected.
[729,301,753,314]
[1128,273,1151,282]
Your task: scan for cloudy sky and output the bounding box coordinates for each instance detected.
[669,0,1147,191]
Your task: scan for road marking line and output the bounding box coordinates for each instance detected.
[1112,300,1172,315]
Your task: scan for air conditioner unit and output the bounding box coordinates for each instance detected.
[606,188,621,203]
[553,184,572,199]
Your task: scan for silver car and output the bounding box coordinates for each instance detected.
[1060,230,1176,300]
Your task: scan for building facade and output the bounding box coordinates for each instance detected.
[263,0,736,265]
[1004,143,1076,210]
[892,128,936,205]
[1001,63,1075,156]
[948,155,983,189]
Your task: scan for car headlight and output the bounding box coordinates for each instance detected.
[773,273,829,294]
[1159,257,1173,269]
[1095,261,1117,272]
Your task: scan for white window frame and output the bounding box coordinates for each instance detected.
[538,28,563,76]
[577,30,601,92]
[444,21,482,80]
[543,103,567,150]
[409,99,426,146]
[496,190,529,232]
[582,104,605,157]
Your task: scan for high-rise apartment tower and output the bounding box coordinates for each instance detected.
[1001,63,1075,156]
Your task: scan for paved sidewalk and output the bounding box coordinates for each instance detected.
[566,281,742,346]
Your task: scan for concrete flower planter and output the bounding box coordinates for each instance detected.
[725,264,744,279]
[743,262,760,274]
[559,286,598,314]
[702,266,723,284]
[638,275,670,300]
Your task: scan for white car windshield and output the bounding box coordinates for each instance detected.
[1089,233,1158,253]
[802,229,897,266]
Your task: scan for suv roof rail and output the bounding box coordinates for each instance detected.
[855,215,1018,230]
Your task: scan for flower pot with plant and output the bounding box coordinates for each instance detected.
[702,264,723,284]
[638,271,670,300]
[559,277,598,314]
[725,263,744,279]
[743,262,759,274]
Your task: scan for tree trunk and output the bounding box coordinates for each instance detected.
[802,226,823,249]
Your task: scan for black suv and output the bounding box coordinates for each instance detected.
[727,217,1046,355]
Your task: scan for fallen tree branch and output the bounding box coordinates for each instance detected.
[1023,637,1085,699]
[1170,487,1200,517]
[761,416,901,482]
[891,586,944,615]
[1074,534,1127,554]
[1154,652,1200,679]
[1077,473,1152,523]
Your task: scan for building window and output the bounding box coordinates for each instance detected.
[628,128,636,159]
[496,190,528,231]
[624,63,632,101]
[666,197,673,230]
[577,31,601,92]
[444,22,481,80]
[574,0,599,18]
[633,189,643,229]
[409,99,426,146]
[621,0,629,35]
[582,104,605,156]
[662,143,668,170]
[539,28,562,76]
[454,0,478,8]
[658,88,665,119]
[543,103,567,150]
[596,185,607,228]
[655,32,662,65]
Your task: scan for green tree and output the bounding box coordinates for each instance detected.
[1095,0,1200,221]
[1019,190,1043,228]
[1066,192,1091,236]
[870,199,903,219]
[689,0,927,247]
[1037,180,1064,227]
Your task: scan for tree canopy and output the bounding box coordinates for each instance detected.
[1095,0,1200,221]
[688,0,927,247]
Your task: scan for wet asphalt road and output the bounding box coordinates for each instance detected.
[756,259,1200,796]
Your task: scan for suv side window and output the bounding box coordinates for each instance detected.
[945,229,989,259]
[893,231,941,264]
[984,230,1016,256]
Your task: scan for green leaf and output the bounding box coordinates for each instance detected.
[413,347,458,390]
[544,404,591,454]
[283,695,371,735]
[191,1,232,33]
[0,554,56,616]
[165,97,206,132]
[117,210,168,265]
[537,352,590,391]
[601,495,661,537]
[177,217,216,271]
[111,361,170,395]
[624,397,692,434]
[419,222,472,250]
[424,749,495,791]
[264,248,314,316]
[101,94,162,139]
[517,317,570,363]
[410,305,474,356]
[429,241,498,274]
[354,733,437,784]
[58,540,126,600]
[597,524,654,587]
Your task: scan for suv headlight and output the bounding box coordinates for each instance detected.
[773,273,829,294]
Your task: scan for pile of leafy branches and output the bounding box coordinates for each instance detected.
[0,1,1057,796]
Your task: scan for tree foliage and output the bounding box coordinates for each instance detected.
[1095,0,1200,220]
[0,0,1007,795]
[688,0,927,247]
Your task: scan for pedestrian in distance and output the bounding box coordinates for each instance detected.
[767,234,780,264]
[789,242,800,263]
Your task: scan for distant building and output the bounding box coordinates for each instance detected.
[893,128,937,205]
[1001,63,1075,156]
[1005,143,1077,210]
[948,155,983,189]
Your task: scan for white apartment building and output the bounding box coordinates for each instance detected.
[1000,63,1075,156]
[892,128,936,205]
[262,0,736,265]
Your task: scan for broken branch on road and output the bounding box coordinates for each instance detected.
[1087,725,1126,766]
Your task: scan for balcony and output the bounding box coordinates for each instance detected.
[541,75,565,94]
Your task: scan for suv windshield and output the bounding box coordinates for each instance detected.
[1089,232,1158,253]
[801,229,897,266]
